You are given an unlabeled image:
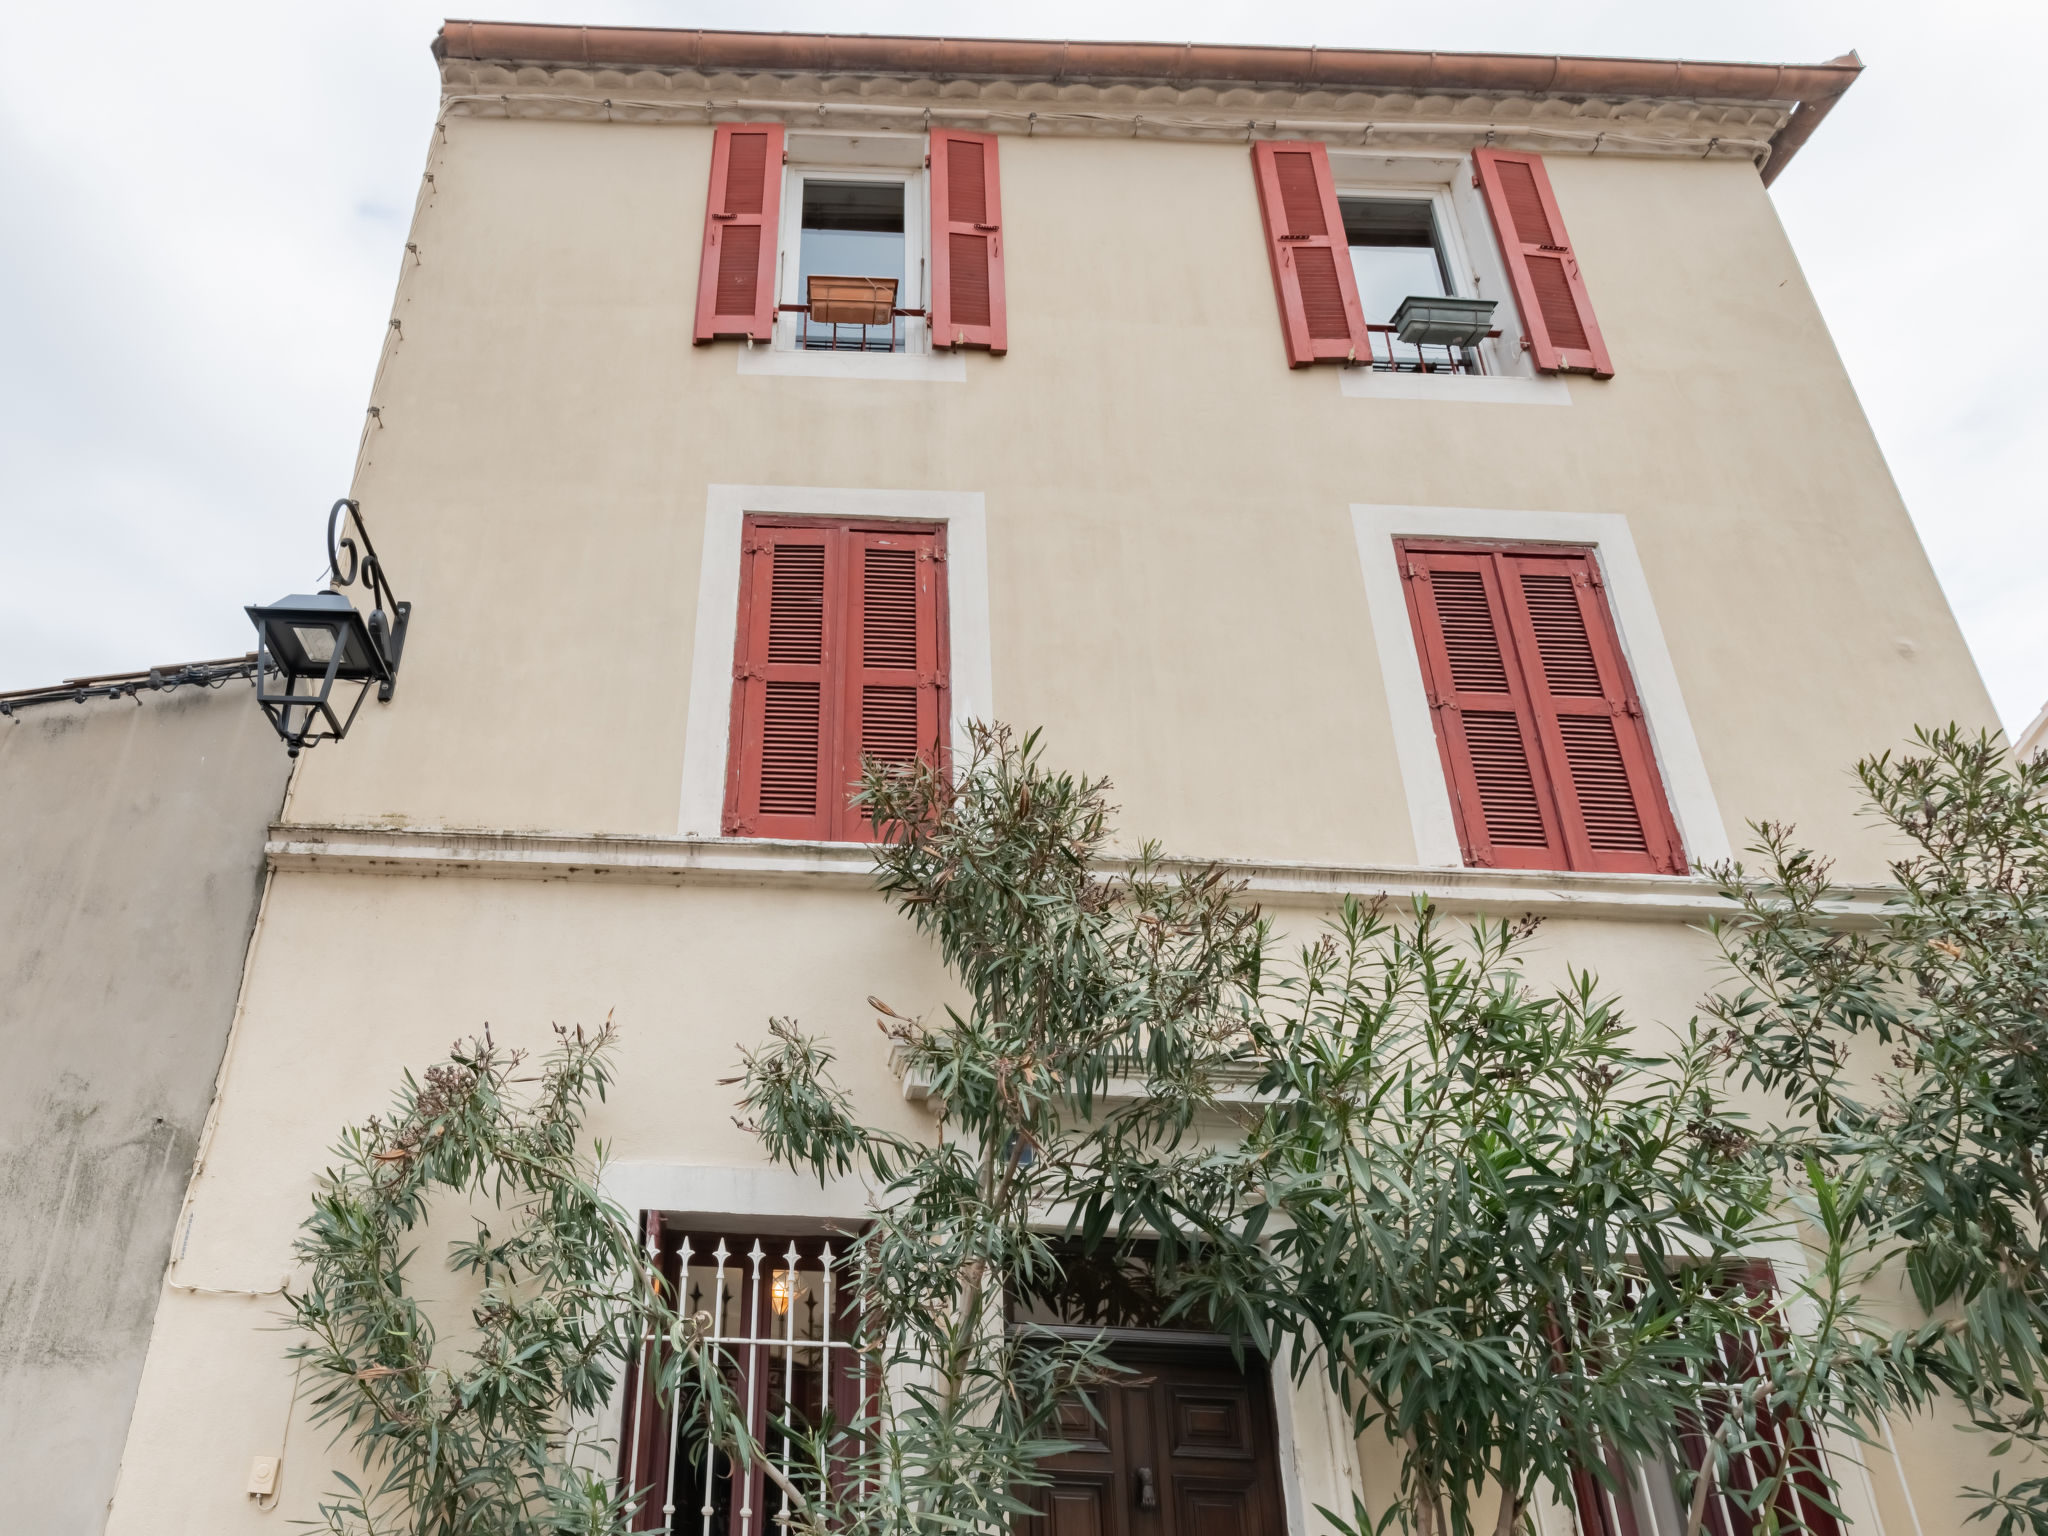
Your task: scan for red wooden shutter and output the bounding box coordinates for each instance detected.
[694,122,783,344]
[1400,547,1569,870]
[1250,140,1370,368]
[929,130,1006,353]
[1498,550,1684,874]
[1399,542,1684,875]
[726,522,838,839]
[1472,149,1612,377]
[838,527,948,833]
[725,517,947,842]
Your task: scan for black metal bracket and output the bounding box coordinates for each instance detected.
[327,499,410,700]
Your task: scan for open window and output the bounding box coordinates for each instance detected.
[695,125,1006,357]
[1341,197,1481,373]
[780,173,920,354]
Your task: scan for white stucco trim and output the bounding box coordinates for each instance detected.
[1273,1349,1366,1536]
[271,823,1886,923]
[677,485,993,839]
[1338,370,1570,405]
[1349,503,1730,870]
[737,345,966,382]
[601,1161,872,1225]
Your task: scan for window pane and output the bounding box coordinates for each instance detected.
[1348,246,1450,325]
[1342,197,1458,368]
[798,180,905,350]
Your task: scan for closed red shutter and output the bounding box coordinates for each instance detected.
[929,130,1006,353]
[840,527,948,830]
[725,517,948,842]
[1472,149,1612,377]
[1400,546,1569,870]
[726,522,838,839]
[1249,140,1369,367]
[694,122,783,344]
[1498,550,1685,873]
[1399,542,1684,875]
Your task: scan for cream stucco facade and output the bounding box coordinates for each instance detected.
[105,24,1996,1536]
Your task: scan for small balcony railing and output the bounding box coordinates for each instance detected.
[780,274,922,353]
[1353,323,1503,376]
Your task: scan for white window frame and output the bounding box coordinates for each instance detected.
[1332,180,1489,362]
[1328,154,1571,404]
[1349,503,1729,871]
[677,485,993,840]
[774,156,929,356]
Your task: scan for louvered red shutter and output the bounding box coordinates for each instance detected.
[1472,149,1612,377]
[929,131,1006,353]
[838,527,947,835]
[1399,542,1684,875]
[1497,550,1685,874]
[726,517,948,842]
[1400,547,1569,870]
[694,123,783,344]
[725,522,837,839]
[1250,140,1370,367]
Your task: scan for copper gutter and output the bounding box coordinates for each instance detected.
[434,22,1860,182]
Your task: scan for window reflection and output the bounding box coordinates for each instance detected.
[1343,198,1461,370]
[797,180,906,351]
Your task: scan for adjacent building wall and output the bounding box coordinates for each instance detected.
[0,682,289,1535]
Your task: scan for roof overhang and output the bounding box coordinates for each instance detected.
[434,22,1860,183]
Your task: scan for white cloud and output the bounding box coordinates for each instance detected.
[2,0,2040,733]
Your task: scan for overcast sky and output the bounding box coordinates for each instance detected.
[2,1,2041,734]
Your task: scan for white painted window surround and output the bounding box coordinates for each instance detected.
[1350,504,1730,871]
[597,1159,1362,1536]
[738,344,966,382]
[1328,152,1570,407]
[677,485,994,840]
[739,132,967,384]
[1339,369,1570,404]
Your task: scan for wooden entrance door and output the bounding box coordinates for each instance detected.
[1022,1339,1285,1536]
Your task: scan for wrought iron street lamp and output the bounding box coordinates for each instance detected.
[246,499,411,756]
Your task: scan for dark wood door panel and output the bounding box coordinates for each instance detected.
[1027,1474,1121,1536]
[1173,1480,1259,1536]
[1022,1344,1282,1536]
[1056,1387,1115,1455]
[1167,1384,1256,1459]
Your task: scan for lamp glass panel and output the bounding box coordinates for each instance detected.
[291,625,338,664]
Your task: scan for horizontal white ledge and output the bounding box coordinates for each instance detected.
[1338,369,1572,405]
[266,822,1892,924]
[736,345,966,382]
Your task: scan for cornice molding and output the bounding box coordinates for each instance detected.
[265,821,1892,925]
[437,59,1789,164]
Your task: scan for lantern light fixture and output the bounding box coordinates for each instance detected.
[245,499,410,757]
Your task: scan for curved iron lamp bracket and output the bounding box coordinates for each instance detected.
[327,499,410,701]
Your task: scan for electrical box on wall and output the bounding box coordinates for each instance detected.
[246,1455,279,1499]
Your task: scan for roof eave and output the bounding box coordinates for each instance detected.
[433,22,1862,178]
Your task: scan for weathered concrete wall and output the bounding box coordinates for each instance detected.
[0,680,289,1535]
